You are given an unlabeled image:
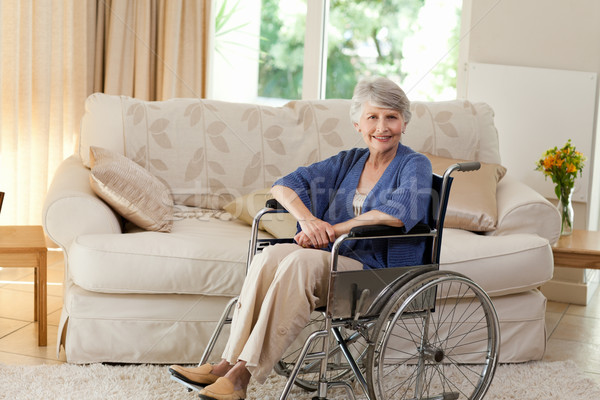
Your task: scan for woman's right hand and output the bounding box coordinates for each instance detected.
[295,218,336,249]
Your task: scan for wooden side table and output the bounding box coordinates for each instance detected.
[551,229,600,270]
[0,225,48,346]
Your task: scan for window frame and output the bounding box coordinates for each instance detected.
[302,0,329,99]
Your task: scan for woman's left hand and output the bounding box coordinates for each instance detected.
[294,231,312,248]
[295,219,336,249]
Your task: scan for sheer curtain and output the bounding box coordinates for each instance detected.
[0,1,95,225]
[0,0,210,226]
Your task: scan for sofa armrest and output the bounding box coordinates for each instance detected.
[43,155,122,250]
[488,175,561,245]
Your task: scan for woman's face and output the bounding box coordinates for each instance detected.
[355,102,406,156]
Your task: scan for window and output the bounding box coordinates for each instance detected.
[258,0,307,101]
[326,0,461,101]
[209,0,461,103]
[208,0,308,104]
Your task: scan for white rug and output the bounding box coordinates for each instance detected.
[1,360,599,399]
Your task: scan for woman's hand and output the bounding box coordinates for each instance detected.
[295,218,336,249]
[271,185,336,248]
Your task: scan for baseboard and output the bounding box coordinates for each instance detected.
[541,269,600,305]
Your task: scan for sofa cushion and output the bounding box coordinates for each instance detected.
[470,102,501,164]
[89,146,174,232]
[440,229,553,296]
[68,217,256,296]
[117,98,359,209]
[79,94,129,168]
[424,153,507,232]
[78,95,502,210]
[69,214,551,298]
[223,188,298,239]
[403,100,501,164]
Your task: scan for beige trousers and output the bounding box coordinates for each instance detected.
[221,243,363,383]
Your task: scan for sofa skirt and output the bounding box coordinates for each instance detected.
[59,284,546,364]
[493,288,547,362]
[60,285,233,364]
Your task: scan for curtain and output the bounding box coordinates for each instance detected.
[0,0,96,225]
[96,0,209,100]
[0,0,210,226]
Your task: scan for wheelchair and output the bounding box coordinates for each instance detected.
[171,161,500,400]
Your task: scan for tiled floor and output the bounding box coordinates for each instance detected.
[544,287,600,385]
[1,250,600,385]
[0,249,66,365]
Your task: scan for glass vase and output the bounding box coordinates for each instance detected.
[557,186,574,236]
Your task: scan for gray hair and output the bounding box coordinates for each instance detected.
[349,76,411,125]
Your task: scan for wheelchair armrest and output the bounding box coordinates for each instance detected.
[406,223,432,234]
[348,222,431,238]
[348,225,405,238]
[265,198,287,211]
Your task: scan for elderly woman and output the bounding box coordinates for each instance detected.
[169,76,432,400]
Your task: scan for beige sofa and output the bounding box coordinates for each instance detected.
[43,93,560,364]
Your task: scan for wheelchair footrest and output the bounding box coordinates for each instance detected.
[170,374,205,393]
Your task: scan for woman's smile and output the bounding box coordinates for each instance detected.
[372,134,393,141]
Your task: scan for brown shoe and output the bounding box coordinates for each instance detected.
[199,377,246,400]
[168,364,219,386]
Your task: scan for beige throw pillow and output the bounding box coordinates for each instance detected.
[89,146,174,232]
[223,188,298,239]
[422,153,507,232]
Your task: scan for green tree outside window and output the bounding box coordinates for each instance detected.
[258,0,460,101]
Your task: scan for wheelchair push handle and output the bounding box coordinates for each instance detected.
[454,161,481,172]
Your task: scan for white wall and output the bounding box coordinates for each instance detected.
[458,0,600,229]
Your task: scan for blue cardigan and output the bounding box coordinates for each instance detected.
[274,144,432,269]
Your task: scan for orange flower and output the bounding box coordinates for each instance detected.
[535,139,586,193]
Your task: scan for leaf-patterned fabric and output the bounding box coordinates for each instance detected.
[78,94,500,210]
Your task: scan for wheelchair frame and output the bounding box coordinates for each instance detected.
[174,162,500,400]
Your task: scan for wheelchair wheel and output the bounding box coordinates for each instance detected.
[274,311,371,392]
[366,270,500,400]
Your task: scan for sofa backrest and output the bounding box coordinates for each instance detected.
[79,93,500,209]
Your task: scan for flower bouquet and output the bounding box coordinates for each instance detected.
[535,139,585,236]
